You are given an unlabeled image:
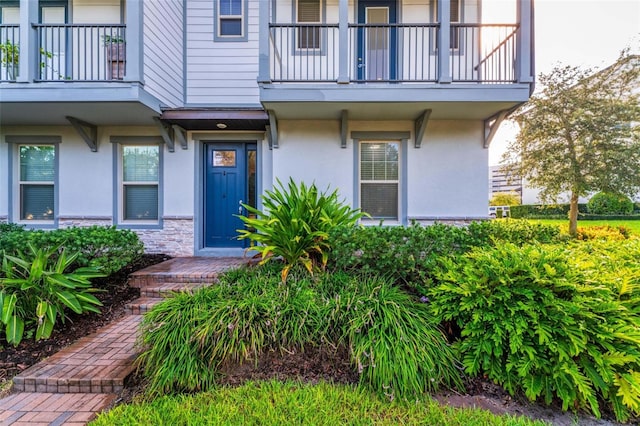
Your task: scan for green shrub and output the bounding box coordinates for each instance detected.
[0,243,104,346]
[327,274,462,397]
[237,179,366,281]
[429,243,640,421]
[328,221,561,293]
[0,226,143,275]
[138,267,461,398]
[328,223,470,292]
[588,192,634,215]
[91,380,547,426]
[466,220,562,246]
[510,204,588,219]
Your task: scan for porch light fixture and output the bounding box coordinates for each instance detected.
[216,123,228,129]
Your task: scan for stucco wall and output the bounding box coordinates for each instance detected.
[273,118,488,220]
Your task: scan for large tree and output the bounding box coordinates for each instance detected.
[503,51,640,236]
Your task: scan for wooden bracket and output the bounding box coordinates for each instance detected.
[66,116,98,152]
[172,124,188,150]
[340,110,348,148]
[484,110,509,149]
[267,110,278,149]
[153,117,175,152]
[414,109,432,148]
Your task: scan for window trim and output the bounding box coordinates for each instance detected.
[5,135,60,228]
[351,131,409,225]
[214,0,249,42]
[111,136,164,229]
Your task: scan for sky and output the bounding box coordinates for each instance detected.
[488,0,640,165]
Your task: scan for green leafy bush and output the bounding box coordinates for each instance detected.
[237,179,366,281]
[138,267,461,398]
[588,192,634,215]
[429,243,640,421]
[510,204,588,219]
[328,220,561,292]
[0,243,104,346]
[0,226,143,276]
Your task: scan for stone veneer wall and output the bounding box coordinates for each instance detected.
[410,217,489,226]
[134,217,194,257]
[56,216,195,257]
[0,216,7,223]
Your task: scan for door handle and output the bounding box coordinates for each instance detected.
[238,200,243,214]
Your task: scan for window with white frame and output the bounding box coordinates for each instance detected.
[121,145,159,222]
[297,0,321,49]
[360,141,399,220]
[217,0,244,38]
[19,145,56,221]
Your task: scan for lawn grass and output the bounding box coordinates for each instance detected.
[526,219,640,235]
[90,381,548,426]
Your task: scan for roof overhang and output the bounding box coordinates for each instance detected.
[160,108,269,131]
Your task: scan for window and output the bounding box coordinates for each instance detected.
[297,0,321,49]
[19,145,56,222]
[121,145,159,222]
[434,0,461,50]
[360,141,399,220]
[216,0,246,40]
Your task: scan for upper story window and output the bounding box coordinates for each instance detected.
[19,145,56,222]
[297,0,321,50]
[215,0,248,41]
[434,0,462,50]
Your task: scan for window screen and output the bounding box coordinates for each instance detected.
[360,142,399,219]
[297,0,321,49]
[122,145,159,221]
[19,145,55,221]
[218,0,243,37]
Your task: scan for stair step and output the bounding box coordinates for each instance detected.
[127,257,248,288]
[139,282,211,298]
[125,297,163,315]
[12,315,141,394]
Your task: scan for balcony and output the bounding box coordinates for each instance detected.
[34,24,126,82]
[269,23,518,84]
[0,0,184,129]
[258,0,534,121]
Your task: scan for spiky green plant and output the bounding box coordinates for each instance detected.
[237,178,366,281]
[0,243,104,346]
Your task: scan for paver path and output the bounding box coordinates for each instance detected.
[0,257,246,425]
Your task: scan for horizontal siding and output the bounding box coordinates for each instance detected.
[186,0,260,105]
[143,0,184,107]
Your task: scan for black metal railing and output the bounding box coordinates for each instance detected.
[269,23,339,82]
[349,23,439,82]
[472,24,518,83]
[269,22,518,84]
[34,24,126,82]
[0,25,19,82]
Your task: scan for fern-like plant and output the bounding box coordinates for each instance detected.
[0,243,104,346]
[237,178,366,281]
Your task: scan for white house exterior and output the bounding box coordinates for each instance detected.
[0,0,535,256]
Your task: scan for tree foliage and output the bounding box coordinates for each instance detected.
[503,50,640,235]
[490,192,521,206]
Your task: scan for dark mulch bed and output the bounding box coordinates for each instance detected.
[0,254,170,387]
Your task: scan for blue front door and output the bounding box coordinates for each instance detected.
[204,143,253,248]
[357,0,397,81]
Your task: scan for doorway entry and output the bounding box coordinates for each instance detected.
[357,0,397,81]
[204,142,256,248]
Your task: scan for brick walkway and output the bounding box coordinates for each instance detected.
[0,257,246,425]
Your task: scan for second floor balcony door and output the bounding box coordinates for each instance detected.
[357,0,397,81]
[40,1,68,80]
